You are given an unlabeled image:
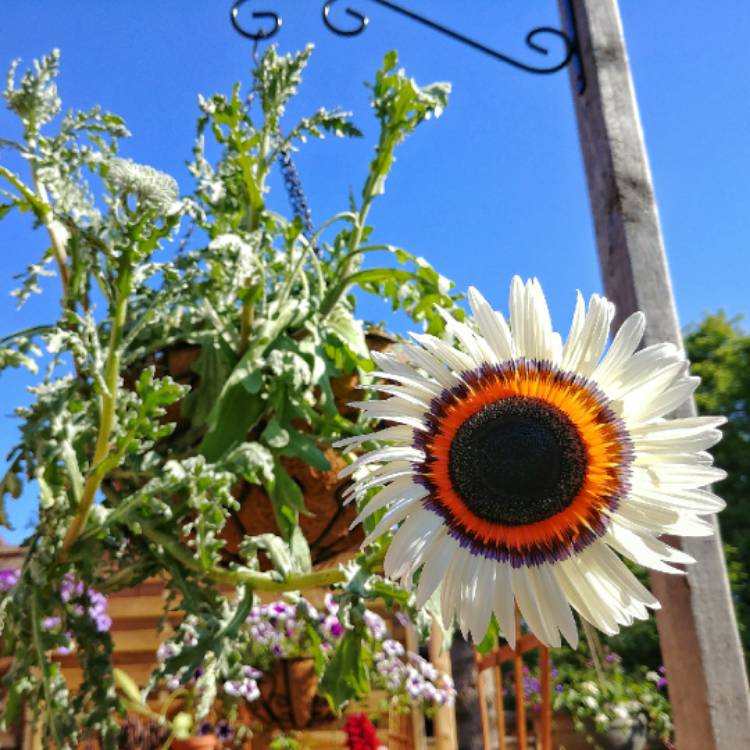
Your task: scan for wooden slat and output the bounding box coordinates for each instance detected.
[539,646,551,750]
[512,611,527,750]
[493,665,507,750]
[403,624,427,750]
[476,633,542,671]
[560,2,750,748]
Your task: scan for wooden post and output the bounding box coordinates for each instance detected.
[403,624,427,750]
[429,621,458,750]
[492,665,507,750]
[476,659,492,750]
[559,1,750,748]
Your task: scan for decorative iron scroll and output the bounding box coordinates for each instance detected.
[230,0,586,93]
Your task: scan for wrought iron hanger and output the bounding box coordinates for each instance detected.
[230,0,585,93]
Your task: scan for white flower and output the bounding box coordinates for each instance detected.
[583,695,600,710]
[339,277,726,647]
[208,233,256,277]
[612,704,633,722]
[581,681,600,696]
[108,157,179,212]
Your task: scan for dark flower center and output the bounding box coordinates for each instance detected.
[448,396,587,525]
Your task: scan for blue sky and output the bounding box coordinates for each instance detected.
[1,1,749,542]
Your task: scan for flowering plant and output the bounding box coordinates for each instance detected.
[343,713,386,750]
[242,594,345,667]
[523,652,672,745]
[0,43,458,747]
[360,609,455,714]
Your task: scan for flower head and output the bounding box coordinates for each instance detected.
[107,157,179,213]
[341,277,726,647]
[0,568,20,592]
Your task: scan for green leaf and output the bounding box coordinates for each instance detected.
[319,630,369,709]
[182,338,235,425]
[3,683,23,725]
[289,525,312,573]
[280,431,330,471]
[241,367,263,394]
[222,441,275,485]
[475,614,500,655]
[267,461,305,540]
[199,386,265,462]
[261,418,290,449]
[242,533,294,577]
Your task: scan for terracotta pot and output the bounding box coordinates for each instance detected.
[249,658,334,731]
[172,736,217,750]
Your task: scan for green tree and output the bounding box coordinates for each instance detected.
[684,311,750,655]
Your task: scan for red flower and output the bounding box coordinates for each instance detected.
[343,713,380,750]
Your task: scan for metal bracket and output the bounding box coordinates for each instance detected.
[230,0,585,93]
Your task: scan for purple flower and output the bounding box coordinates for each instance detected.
[363,610,386,640]
[657,677,668,689]
[243,665,262,680]
[324,593,339,615]
[157,642,177,662]
[94,613,112,632]
[42,616,61,629]
[216,720,234,741]
[395,611,412,628]
[56,633,74,657]
[197,721,214,736]
[240,679,260,702]
[0,568,20,593]
[323,615,344,639]
[382,640,404,658]
[223,680,242,698]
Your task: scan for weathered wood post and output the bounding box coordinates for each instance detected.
[559,1,750,747]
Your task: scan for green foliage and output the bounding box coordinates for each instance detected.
[0,45,458,745]
[685,311,750,659]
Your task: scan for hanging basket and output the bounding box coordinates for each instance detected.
[221,449,363,565]
[140,331,394,565]
[248,658,334,731]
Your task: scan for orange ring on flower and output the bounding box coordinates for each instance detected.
[414,359,632,566]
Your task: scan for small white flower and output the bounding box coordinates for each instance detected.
[581,681,600,696]
[612,704,633,722]
[583,695,599,710]
[108,157,179,213]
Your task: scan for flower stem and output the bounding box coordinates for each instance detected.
[61,259,131,554]
[0,164,70,299]
[142,523,384,593]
